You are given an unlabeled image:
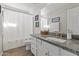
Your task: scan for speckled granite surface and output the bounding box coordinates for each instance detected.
[31,34,79,56]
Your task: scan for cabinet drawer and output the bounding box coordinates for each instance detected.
[37,39,42,47]
[31,37,36,43]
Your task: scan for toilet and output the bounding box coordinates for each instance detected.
[25,39,31,50]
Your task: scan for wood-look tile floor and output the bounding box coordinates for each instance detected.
[3,46,33,56]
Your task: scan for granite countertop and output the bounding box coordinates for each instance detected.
[31,34,79,55]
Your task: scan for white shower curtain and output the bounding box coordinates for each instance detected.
[3,8,33,51]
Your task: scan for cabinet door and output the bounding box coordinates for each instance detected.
[36,39,42,48]
[48,43,60,56]
[36,39,42,56]
[36,39,48,56]
[37,45,48,56]
[31,45,37,56]
[60,49,76,56]
[42,41,60,56]
[31,37,37,55]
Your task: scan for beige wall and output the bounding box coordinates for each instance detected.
[41,9,67,33]
[41,4,79,34]
[52,10,67,33]
[48,10,67,33]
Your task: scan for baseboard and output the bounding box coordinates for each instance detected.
[0,51,3,56]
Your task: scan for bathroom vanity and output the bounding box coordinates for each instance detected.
[30,34,79,56]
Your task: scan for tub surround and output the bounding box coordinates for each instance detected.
[31,34,79,55]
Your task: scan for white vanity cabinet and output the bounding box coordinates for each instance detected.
[42,41,77,56]
[31,37,37,56]
[41,41,77,56]
[31,36,77,56]
[60,49,76,56]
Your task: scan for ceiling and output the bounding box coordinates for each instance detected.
[21,3,48,11]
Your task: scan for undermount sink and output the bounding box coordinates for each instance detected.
[46,37,67,43]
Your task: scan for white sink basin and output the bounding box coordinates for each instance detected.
[46,37,66,43]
